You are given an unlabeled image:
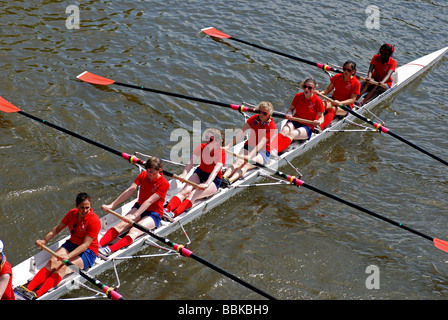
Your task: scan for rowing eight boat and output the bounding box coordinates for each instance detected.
[12,46,448,300]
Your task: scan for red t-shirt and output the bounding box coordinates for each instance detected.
[134,172,170,217]
[194,143,225,179]
[370,54,397,87]
[291,92,325,130]
[61,208,101,255]
[244,114,277,153]
[0,261,14,300]
[330,73,361,107]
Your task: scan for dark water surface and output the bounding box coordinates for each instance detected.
[1,0,447,300]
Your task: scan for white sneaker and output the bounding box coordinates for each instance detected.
[98,246,111,257]
[163,208,174,222]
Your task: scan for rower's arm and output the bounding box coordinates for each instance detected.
[248,136,268,159]
[225,123,251,148]
[107,183,138,210]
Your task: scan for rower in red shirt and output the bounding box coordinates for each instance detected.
[0,240,15,300]
[17,193,101,299]
[359,43,397,104]
[99,157,170,256]
[271,78,325,153]
[164,128,225,219]
[222,101,276,186]
[320,61,361,129]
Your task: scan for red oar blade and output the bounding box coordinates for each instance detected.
[0,96,21,113]
[434,238,448,253]
[201,27,231,39]
[77,71,115,85]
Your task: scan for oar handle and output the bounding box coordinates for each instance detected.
[39,244,65,261]
[223,148,264,166]
[106,208,133,225]
[170,173,201,188]
[289,116,315,125]
[314,91,336,103]
[358,76,389,90]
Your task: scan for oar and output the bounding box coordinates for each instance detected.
[314,92,448,167]
[224,149,448,254]
[357,77,389,90]
[105,208,277,300]
[201,27,338,73]
[0,96,200,188]
[201,27,389,89]
[77,71,313,124]
[39,244,124,300]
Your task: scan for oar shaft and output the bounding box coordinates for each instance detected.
[18,110,122,158]
[315,92,448,166]
[40,245,124,300]
[17,110,203,185]
[299,182,433,242]
[188,251,276,300]
[229,37,329,70]
[114,81,231,109]
[224,149,435,245]
[79,71,300,123]
[115,81,294,122]
[386,130,448,166]
[106,209,276,300]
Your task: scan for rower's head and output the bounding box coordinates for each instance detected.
[145,157,163,179]
[203,128,223,146]
[75,192,92,218]
[342,61,357,77]
[257,101,274,122]
[379,43,394,58]
[302,78,317,97]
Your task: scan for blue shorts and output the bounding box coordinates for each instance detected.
[193,167,222,189]
[243,144,270,164]
[132,203,161,228]
[61,240,97,270]
[288,121,313,140]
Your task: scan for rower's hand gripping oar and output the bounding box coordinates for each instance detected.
[224,149,448,254]
[105,208,277,300]
[314,92,448,167]
[76,71,314,124]
[39,244,124,300]
[201,27,389,89]
[0,96,200,188]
